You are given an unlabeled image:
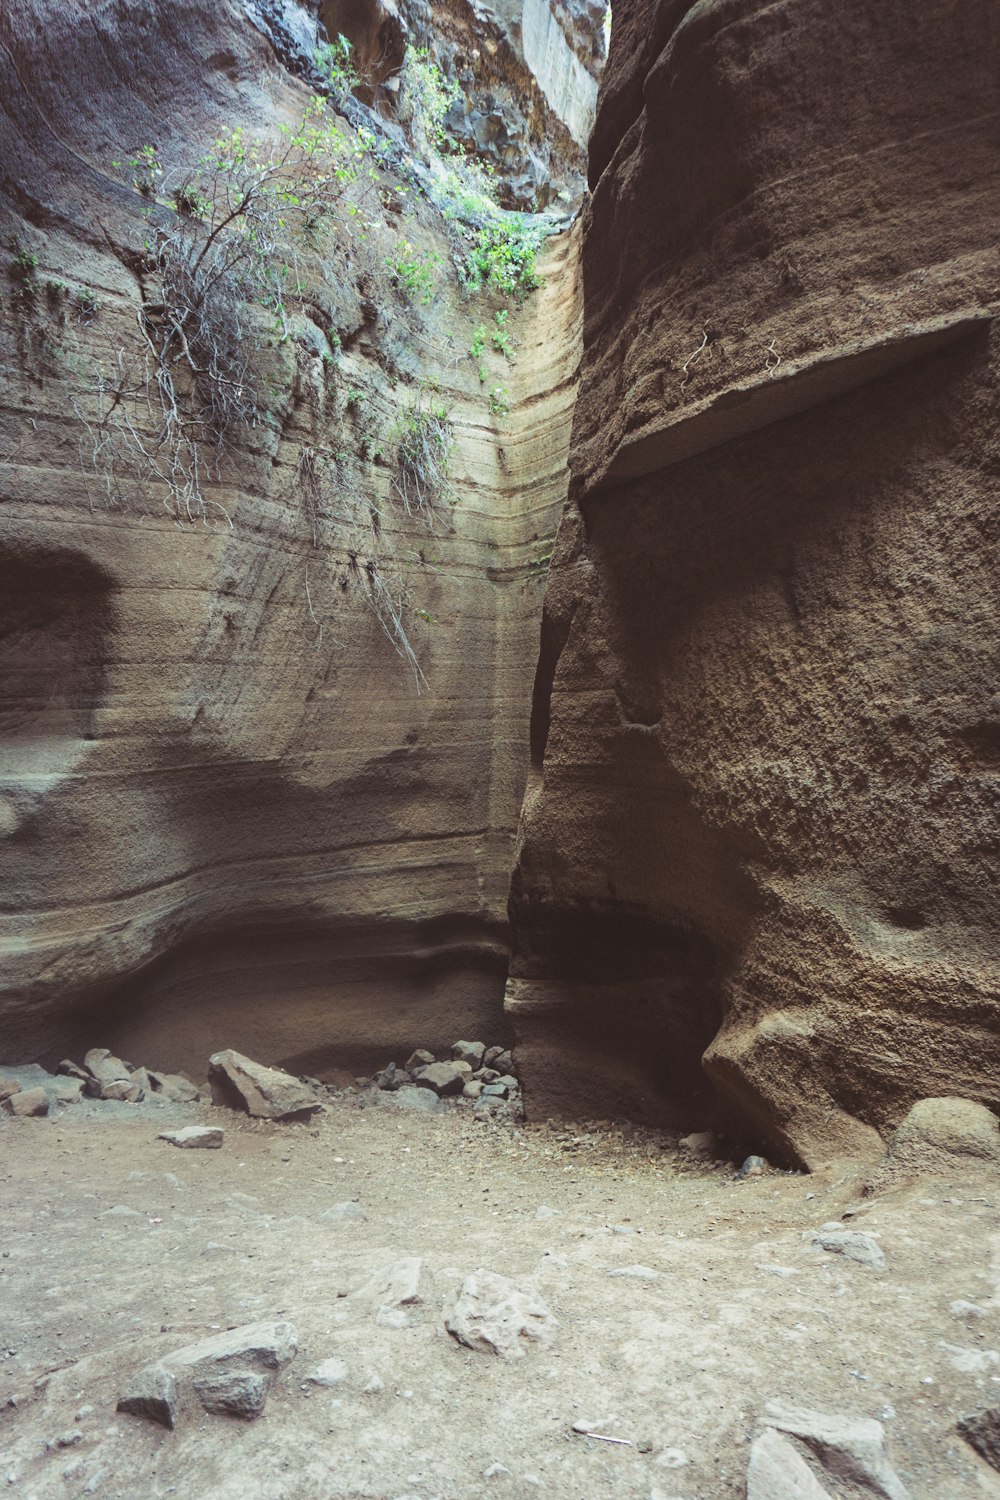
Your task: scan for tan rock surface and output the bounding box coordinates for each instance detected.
[507,0,1000,1164]
[0,0,581,1076]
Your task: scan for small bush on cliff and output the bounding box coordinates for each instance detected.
[90,100,362,521]
[314,34,362,100]
[392,399,454,520]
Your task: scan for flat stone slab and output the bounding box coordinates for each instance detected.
[208,1049,321,1119]
[158,1126,224,1149]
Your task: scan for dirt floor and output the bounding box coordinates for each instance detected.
[2,1088,1000,1499]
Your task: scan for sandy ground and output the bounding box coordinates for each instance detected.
[2,1090,1000,1499]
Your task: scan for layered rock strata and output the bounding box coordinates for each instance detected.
[507,0,1000,1164]
[0,0,583,1074]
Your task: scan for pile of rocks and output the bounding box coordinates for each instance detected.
[370,1040,521,1117]
[0,1050,202,1117]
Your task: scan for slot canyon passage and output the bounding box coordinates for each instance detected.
[2,0,1000,1494]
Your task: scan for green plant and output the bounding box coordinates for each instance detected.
[488,386,510,417]
[400,47,460,153]
[469,325,486,360]
[87,100,359,520]
[491,307,511,354]
[345,386,365,409]
[387,239,440,304]
[462,215,543,300]
[393,399,454,519]
[314,35,362,99]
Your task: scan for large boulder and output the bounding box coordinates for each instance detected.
[208,1050,321,1119]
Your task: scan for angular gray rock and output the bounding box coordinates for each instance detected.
[158,1126,224,1149]
[812,1226,886,1271]
[452,1040,486,1068]
[444,1270,557,1359]
[99,1080,144,1103]
[413,1061,468,1097]
[319,1200,366,1222]
[360,1257,432,1322]
[208,1050,321,1119]
[490,1050,515,1077]
[0,1078,21,1102]
[148,1071,201,1103]
[463,1080,485,1100]
[191,1369,269,1419]
[764,1404,910,1500]
[405,1049,435,1073]
[377,1062,411,1091]
[117,1365,177,1429]
[306,1356,350,1387]
[482,1046,506,1069]
[748,1428,835,1499]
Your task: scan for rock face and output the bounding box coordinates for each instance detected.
[0,0,584,1078]
[507,0,1000,1165]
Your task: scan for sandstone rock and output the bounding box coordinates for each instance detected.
[158,1126,224,1149]
[57,1060,89,1081]
[482,1047,506,1069]
[360,1257,431,1315]
[748,1428,834,1499]
[452,1040,486,1068]
[889,1098,1000,1165]
[83,1049,130,1085]
[208,1050,321,1119]
[0,1079,21,1102]
[147,1072,201,1103]
[405,1050,436,1073]
[812,1227,886,1272]
[191,1369,269,1419]
[444,1270,557,1359]
[99,1080,144,1103]
[491,1051,514,1077]
[117,1365,177,1429]
[763,1403,910,1500]
[463,1080,485,1099]
[505,0,1000,1168]
[3,1087,48,1118]
[413,1062,467,1097]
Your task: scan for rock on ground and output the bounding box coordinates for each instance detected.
[117,1364,178,1430]
[158,1126,224,1149]
[747,1427,835,1499]
[763,1403,910,1500]
[208,1051,321,1120]
[444,1270,557,1359]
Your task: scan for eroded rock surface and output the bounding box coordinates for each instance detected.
[507,0,1000,1165]
[0,0,584,1077]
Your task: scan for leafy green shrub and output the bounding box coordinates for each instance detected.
[488,386,510,417]
[314,35,362,99]
[401,47,460,152]
[462,216,543,299]
[387,239,440,304]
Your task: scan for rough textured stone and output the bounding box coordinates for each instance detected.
[158,1126,224,1149]
[444,1270,557,1358]
[84,1049,130,1086]
[0,0,581,1082]
[191,1369,270,1420]
[889,1098,1000,1167]
[507,0,1000,1166]
[451,1040,486,1069]
[117,1365,177,1430]
[162,1319,298,1377]
[405,1050,435,1074]
[412,1062,468,1097]
[0,1078,21,1102]
[208,1051,321,1119]
[2,1087,48,1118]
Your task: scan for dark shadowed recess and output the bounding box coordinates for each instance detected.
[39,911,513,1080]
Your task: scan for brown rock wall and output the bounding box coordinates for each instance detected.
[508,0,1000,1165]
[0,0,581,1075]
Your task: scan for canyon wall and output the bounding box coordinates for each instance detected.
[0,0,587,1075]
[507,0,1000,1165]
